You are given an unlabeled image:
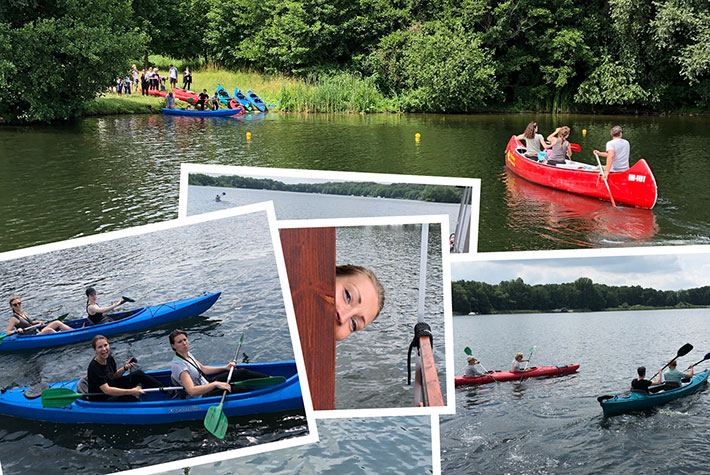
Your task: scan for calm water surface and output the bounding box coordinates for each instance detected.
[187,185,461,234]
[163,416,432,474]
[2,113,709,252]
[442,309,710,474]
[335,225,445,409]
[0,212,307,474]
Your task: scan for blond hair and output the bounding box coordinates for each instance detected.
[336,265,385,318]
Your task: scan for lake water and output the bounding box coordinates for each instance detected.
[162,416,432,474]
[441,308,710,473]
[335,224,446,410]
[2,113,709,252]
[187,185,462,234]
[0,211,308,474]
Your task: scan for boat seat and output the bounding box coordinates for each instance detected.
[77,376,89,394]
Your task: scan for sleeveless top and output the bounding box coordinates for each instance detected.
[12,311,38,334]
[547,139,569,164]
[86,302,105,325]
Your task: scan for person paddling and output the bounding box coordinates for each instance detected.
[593,125,630,180]
[87,335,162,401]
[85,287,125,325]
[630,365,662,393]
[656,359,694,391]
[511,352,529,372]
[6,296,72,335]
[464,355,488,378]
[169,330,269,398]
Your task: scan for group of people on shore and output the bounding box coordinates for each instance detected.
[112,64,193,97]
[516,122,630,179]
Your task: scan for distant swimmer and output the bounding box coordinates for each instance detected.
[215,194,221,202]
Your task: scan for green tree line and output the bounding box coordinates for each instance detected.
[2,0,708,122]
[189,173,463,203]
[453,277,710,314]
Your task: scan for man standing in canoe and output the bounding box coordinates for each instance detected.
[594,125,630,179]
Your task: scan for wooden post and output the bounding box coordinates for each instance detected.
[415,335,444,407]
[280,227,336,410]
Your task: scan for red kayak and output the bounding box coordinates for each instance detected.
[505,136,657,209]
[455,364,580,386]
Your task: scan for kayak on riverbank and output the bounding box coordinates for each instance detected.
[598,369,709,416]
[0,292,220,351]
[0,361,301,424]
[505,136,658,209]
[455,364,580,386]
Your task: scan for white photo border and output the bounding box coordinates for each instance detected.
[0,202,318,475]
[177,163,481,253]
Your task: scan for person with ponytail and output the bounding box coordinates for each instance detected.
[546,126,572,165]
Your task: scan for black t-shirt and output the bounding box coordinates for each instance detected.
[631,378,652,391]
[198,92,209,102]
[88,355,117,394]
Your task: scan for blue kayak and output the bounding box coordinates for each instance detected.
[599,369,709,416]
[0,293,220,351]
[246,89,267,112]
[0,361,302,424]
[215,84,240,109]
[161,108,242,117]
[233,87,252,110]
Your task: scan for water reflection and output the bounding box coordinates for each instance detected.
[503,170,659,247]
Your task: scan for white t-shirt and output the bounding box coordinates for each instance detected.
[169,67,178,80]
[606,137,630,172]
[512,359,526,371]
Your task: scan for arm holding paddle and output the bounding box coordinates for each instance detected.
[87,297,126,316]
[98,381,145,398]
[177,365,232,398]
[593,148,614,180]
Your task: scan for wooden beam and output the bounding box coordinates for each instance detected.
[280,227,336,410]
[414,335,444,407]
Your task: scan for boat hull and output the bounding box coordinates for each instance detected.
[161,108,242,117]
[234,87,252,110]
[599,370,709,416]
[505,136,657,209]
[246,89,267,112]
[455,364,580,386]
[0,293,220,351]
[0,361,302,424]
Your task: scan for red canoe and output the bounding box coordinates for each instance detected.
[505,136,657,209]
[455,364,580,386]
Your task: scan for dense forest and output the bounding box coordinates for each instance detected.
[452,277,710,314]
[189,173,464,203]
[1,0,708,122]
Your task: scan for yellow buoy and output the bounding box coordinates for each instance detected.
[246,132,252,140]
[415,133,421,142]
[582,129,587,136]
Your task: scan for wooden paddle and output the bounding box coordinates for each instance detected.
[594,152,617,207]
[0,313,70,343]
[519,346,536,383]
[204,333,244,439]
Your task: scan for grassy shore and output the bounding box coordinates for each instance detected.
[81,55,393,117]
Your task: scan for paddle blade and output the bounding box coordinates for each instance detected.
[56,313,70,322]
[204,404,228,439]
[41,388,82,408]
[597,395,614,403]
[464,347,472,356]
[570,143,581,152]
[122,296,135,303]
[232,376,286,388]
[677,343,693,358]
